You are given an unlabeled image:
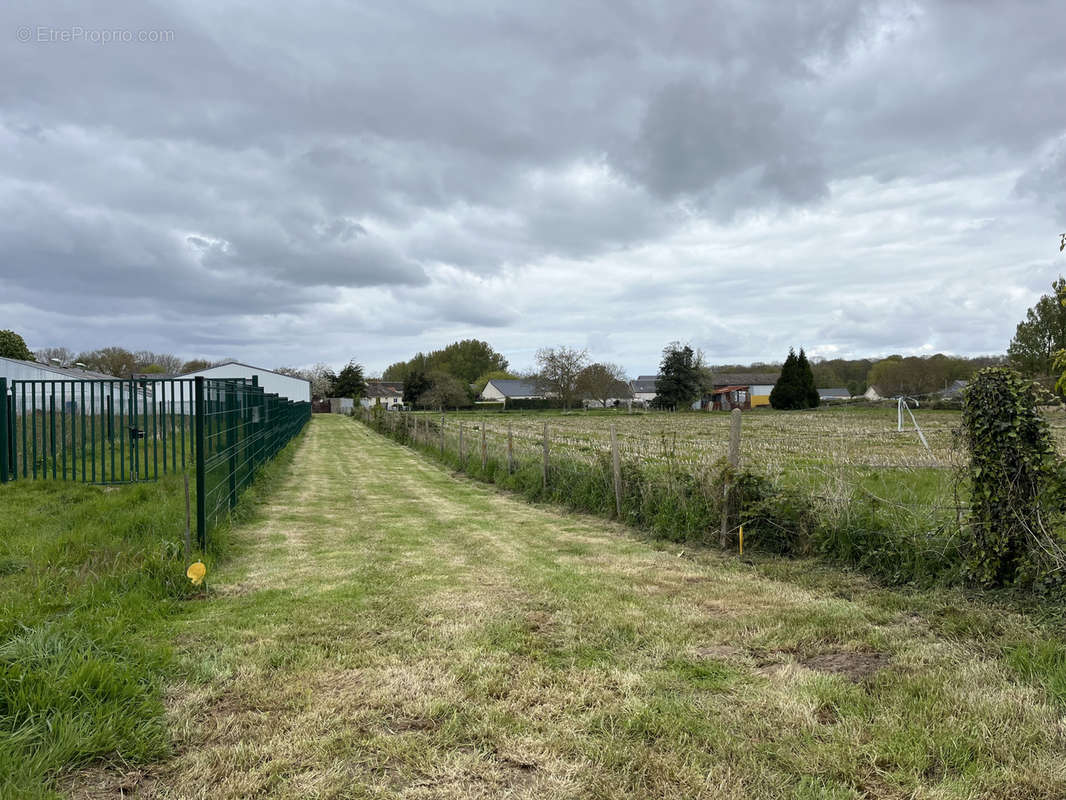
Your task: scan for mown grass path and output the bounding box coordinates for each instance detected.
[73,415,1066,799]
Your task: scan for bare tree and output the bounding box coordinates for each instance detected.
[576,363,631,408]
[418,372,470,411]
[34,346,75,367]
[302,363,338,399]
[535,346,589,410]
[133,351,183,374]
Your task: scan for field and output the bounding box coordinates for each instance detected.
[7,414,1066,798]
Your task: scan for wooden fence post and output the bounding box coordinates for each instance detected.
[480,424,487,471]
[610,423,622,519]
[542,421,549,489]
[507,423,514,473]
[440,414,445,456]
[720,407,742,548]
[459,421,464,468]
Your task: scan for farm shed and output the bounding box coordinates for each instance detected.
[480,379,542,404]
[360,381,404,409]
[818,388,852,402]
[706,373,779,410]
[180,361,310,402]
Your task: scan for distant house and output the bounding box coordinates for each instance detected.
[863,385,886,402]
[360,381,404,410]
[706,372,780,410]
[818,388,852,402]
[629,376,658,405]
[480,379,542,405]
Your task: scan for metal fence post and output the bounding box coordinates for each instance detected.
[194,377,206,549]
[227,383,238,509]
[0,378,8,483]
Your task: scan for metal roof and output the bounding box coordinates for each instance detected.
[182,360,311,383]
[485,379,541,398]
[0,355,117,381]
[713,372,780,387]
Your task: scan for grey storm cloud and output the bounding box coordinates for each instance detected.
[1,0,1065,373]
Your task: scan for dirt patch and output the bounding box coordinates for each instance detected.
[386,715,439,733]
[801,651,891,681]
[815,705,839,725]
[64,765,156,799]
[693,645,744,660]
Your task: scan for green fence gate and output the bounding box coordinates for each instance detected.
[0,375,311,547]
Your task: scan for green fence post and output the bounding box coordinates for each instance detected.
[194,377,206,549]
[227,383,238,510]
[0,378,8,483]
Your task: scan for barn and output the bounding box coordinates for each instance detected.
[180,361,311,402]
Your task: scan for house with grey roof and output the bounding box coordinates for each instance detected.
[629,376,658,405]
[359,381,405,410]
[480,379,543,405]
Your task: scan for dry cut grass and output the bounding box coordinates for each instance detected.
[67,415,1066,799]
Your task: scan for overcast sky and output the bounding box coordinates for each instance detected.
[2,1,1064,376]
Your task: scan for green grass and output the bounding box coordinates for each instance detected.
[54,415,1066,799]
[0,478,189,798]
[0,436,300,799]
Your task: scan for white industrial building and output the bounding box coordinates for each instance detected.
[179,361,312,402]
[0,356,142,411]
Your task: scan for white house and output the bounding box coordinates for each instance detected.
[480,379,542,404]
[360,381,404,409]
[180,361,311,402]
[629,376,658,405]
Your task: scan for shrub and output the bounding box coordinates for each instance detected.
[960,367,1066,589]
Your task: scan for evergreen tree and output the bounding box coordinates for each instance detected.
[333,360,367,399]
[770,349,801,409]
[654,342,701,409]
[403,370,431,406]
[797,348,820,408]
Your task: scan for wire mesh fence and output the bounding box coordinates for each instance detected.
[1,375,310,549]
[195,377,311,544]
[358,405,987,583]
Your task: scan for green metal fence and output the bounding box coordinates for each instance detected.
[194,377,311,545]
[1,375,310,548]
[1,377,195,483]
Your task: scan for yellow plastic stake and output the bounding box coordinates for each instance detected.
[187,561,206,586]
[739,525,744,556]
